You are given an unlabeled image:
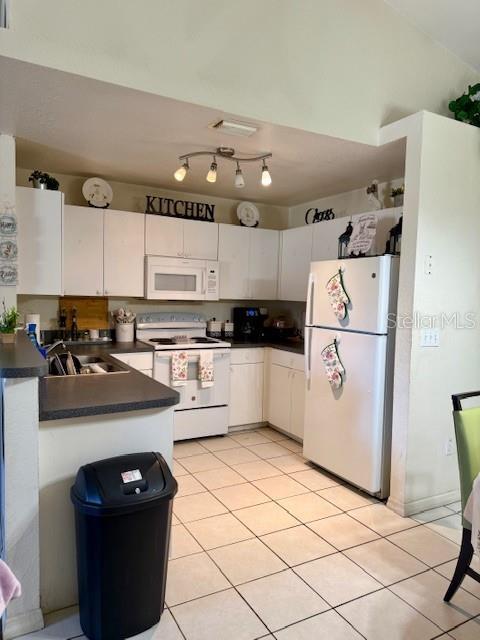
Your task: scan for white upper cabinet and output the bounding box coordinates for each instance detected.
[146,215,218,260]
[104,210,145,297]
[279,226,313,301]
[249,228,279,299]
[218,224,250,299]
[63,205,104,296]
[16,187,63,295]
[312,218,343,261]
[145,215,183,257]
[183,219,218,260]
[219,224,279,300]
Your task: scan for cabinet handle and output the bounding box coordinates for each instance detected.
[96,290,101,295]
[104,290,108,295]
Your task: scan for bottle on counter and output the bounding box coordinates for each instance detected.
[71,307,79,341]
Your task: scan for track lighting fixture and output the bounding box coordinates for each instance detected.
[173,147,272,188]
[206,157,218,183]
[261,160,272,187]
[174,159,189,182]
[234,162,245,189]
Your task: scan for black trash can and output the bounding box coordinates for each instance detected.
[71,452,177,640]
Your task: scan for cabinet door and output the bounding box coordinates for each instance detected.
[16,187,63,295]
[104,210,145,297]
[145,215,183,257]
[311,218,344,261]
[218,224,250,299]
[63,205,104,296]
[229,362,264,426]
[290,370,306,440]
[265,363,291,432]
[249,228,279,299]
[279,226,313,301]
[183,220,218,260]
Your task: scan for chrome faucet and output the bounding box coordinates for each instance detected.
[44,340,66,354]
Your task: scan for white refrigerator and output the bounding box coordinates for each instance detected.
[303,255,399,497]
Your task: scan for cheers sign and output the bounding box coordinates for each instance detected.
[145,195,215,222]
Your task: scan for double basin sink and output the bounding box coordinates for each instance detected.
[47,354,130,377]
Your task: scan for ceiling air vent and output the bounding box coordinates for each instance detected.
[1,0,10,28]
[210,120,258,137]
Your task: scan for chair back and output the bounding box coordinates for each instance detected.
[452,392,480,528]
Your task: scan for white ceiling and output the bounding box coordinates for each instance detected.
[0,57,405,206]
[385,0,480,73]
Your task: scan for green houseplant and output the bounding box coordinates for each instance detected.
[0,302,19,344]
[28,170,60,191]
[449,83,480,127]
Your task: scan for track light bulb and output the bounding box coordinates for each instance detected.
[174,160,189,182]
[206,158,217,183]
[235,163,245,188]
[261,161,272,187]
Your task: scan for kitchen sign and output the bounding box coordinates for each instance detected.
[305,207,335,224]
[145,195,215,222]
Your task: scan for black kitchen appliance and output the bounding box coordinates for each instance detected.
[233,307,266,342]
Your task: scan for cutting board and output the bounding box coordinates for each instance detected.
[59,297,109,330]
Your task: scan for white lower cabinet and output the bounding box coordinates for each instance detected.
[229,349,264,427]
[264,349,306,440]
[110,352,153,378]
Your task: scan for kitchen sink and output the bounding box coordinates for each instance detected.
[46,353,130,377]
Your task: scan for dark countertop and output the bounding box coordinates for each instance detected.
[53,340,154,356]
[39,342,179,422]
[0,331,48,378]
[227,339,305,355]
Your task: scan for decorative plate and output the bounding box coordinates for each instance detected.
[237,201,260,227]
[82,177,113,209]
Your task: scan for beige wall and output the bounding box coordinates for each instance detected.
[16,168,289,230]
[2,1,479,145]
[288,177,404,228]
[382,112,480,515]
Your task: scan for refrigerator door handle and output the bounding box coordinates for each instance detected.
[305,326,312,389]
[306,272,315,326]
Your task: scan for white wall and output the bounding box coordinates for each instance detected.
[4,378,43,638]
[381,112,480,515]
[2,1,479,145]
[16,168,289,230]
[288,177,404,228]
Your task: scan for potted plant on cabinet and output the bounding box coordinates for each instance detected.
[28,170,60,191]
[391,185,404,207]
[0,302,19,344]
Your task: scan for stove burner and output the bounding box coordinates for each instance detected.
[150,338,175,344]
[191,337,216,343]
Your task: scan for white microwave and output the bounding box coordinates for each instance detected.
[145,256,219,300]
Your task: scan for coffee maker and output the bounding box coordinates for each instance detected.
[233,307,266,342]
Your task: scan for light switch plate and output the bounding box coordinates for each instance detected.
[420,328,440,347]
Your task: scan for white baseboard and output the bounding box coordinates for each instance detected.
[387,488,460,517]
[4,608,44,639]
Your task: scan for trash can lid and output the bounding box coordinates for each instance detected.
[71,451,177,516]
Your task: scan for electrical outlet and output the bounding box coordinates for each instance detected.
[445,437,455,456]
[420,328,440,347]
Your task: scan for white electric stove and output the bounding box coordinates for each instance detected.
[136,313,231,440]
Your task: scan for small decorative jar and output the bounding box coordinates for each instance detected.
[223,321,234,339]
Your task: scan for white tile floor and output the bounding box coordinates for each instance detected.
[18,427,479,640]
